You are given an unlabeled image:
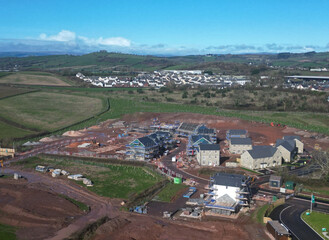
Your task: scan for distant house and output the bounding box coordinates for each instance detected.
[187,135,212,156]
[240,146,282,170]
[196,144,220,166]
[229,137,252,154]
[226,129,248,140]
[283,136,304,153]
[126,136,159,161]
[206,172,251,215]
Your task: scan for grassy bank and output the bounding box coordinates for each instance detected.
[302,211,329,238]
[156,183,188,202]
[0,224,16,240]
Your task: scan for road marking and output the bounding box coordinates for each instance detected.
[300,212,325,240]
[279,205,301,240]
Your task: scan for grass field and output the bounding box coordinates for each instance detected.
[302,211,329,238]
[0,86,35,99]
[0,91,103,131]
[15,156,164,199]
[0,224,16,240]
[156,183,188,202]
[0,120,36,139]
[0,72,71,86]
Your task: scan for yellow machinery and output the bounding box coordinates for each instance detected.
[314,144,321,150]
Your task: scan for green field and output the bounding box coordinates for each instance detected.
[0,72,71,86]
[156,183,188,202]
[0,120,36,139]
[0,91,103,131]
[15,156,164,199]
[0,224,16,240]
[302,211,329,238]
[0,86,35,99]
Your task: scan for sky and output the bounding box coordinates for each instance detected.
[1,0,329,55]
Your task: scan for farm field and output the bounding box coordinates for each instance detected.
[0,91,104,131]
[156,183,188,202]
[0,121,36,140]
[0,72,71,86]
[302,211,329,238]
[15,156,164,199]
[0,86,35,99]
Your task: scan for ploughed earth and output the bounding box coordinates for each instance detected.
[0,178,85,240]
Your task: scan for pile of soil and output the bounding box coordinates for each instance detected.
[62,131,84,137]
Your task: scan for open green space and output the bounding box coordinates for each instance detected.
[0,72,72,86]
[14,156,164,199]
[0,91,103,131]
[0,224,16,240]
[302,211,329,238]
[0,86,35,99]
[156,183,188,202]
[0,120,36,140]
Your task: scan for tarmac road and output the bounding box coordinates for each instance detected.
[161,142,209,186]
[269,198,328,240]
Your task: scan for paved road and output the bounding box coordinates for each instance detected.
[161,143,209,186]
[269,198,328,240]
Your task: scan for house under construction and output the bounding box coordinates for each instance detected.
[206,172,251,215]
[125,136,159,161]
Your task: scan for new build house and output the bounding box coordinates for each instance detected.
[126,136,159,161]
[196,144,220,166]
[176,122,200,136]
[240,146,282,170]
[275,139,297,163]
[226,129,248,140]
[229,137,252,154]
[196,125,217,143]
[206,172,251,215]
[283,136,304,153]
[187,135,212,156]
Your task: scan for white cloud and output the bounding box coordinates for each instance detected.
[40,30,76,42]
[78,36,131,47]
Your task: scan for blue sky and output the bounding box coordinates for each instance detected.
[1,0,329,55]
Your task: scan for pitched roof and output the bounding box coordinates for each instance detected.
[283,135,301,141]
[199,144,219,151]
[276,139,295,152]
[191,135,211,145]
[267,221,290,235]
[178,122,199,132]
[247,145,277,159]
[213,172,247,187]
[230,137,252,145]
[227,129,247,135]
[138,136,157,148]
[197,125,215,135]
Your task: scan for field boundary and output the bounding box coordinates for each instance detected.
[0,86,39,100]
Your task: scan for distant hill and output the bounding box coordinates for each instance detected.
[0,51,328,74]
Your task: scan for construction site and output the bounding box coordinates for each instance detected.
[2,112,329,240]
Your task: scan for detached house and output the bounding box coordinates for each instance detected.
[187,135,212,156]
[126,136,159,161]
[196,144,220,166]
[283,136,304,153]
[240,146,282,170]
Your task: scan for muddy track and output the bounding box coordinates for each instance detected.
[4,168,119,240]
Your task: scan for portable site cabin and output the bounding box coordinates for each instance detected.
[269,175,282,188]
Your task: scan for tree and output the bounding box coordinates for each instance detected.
[312,150,329,179]
[182,91,188,99]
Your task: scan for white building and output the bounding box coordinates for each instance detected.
[206,172,251,215]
